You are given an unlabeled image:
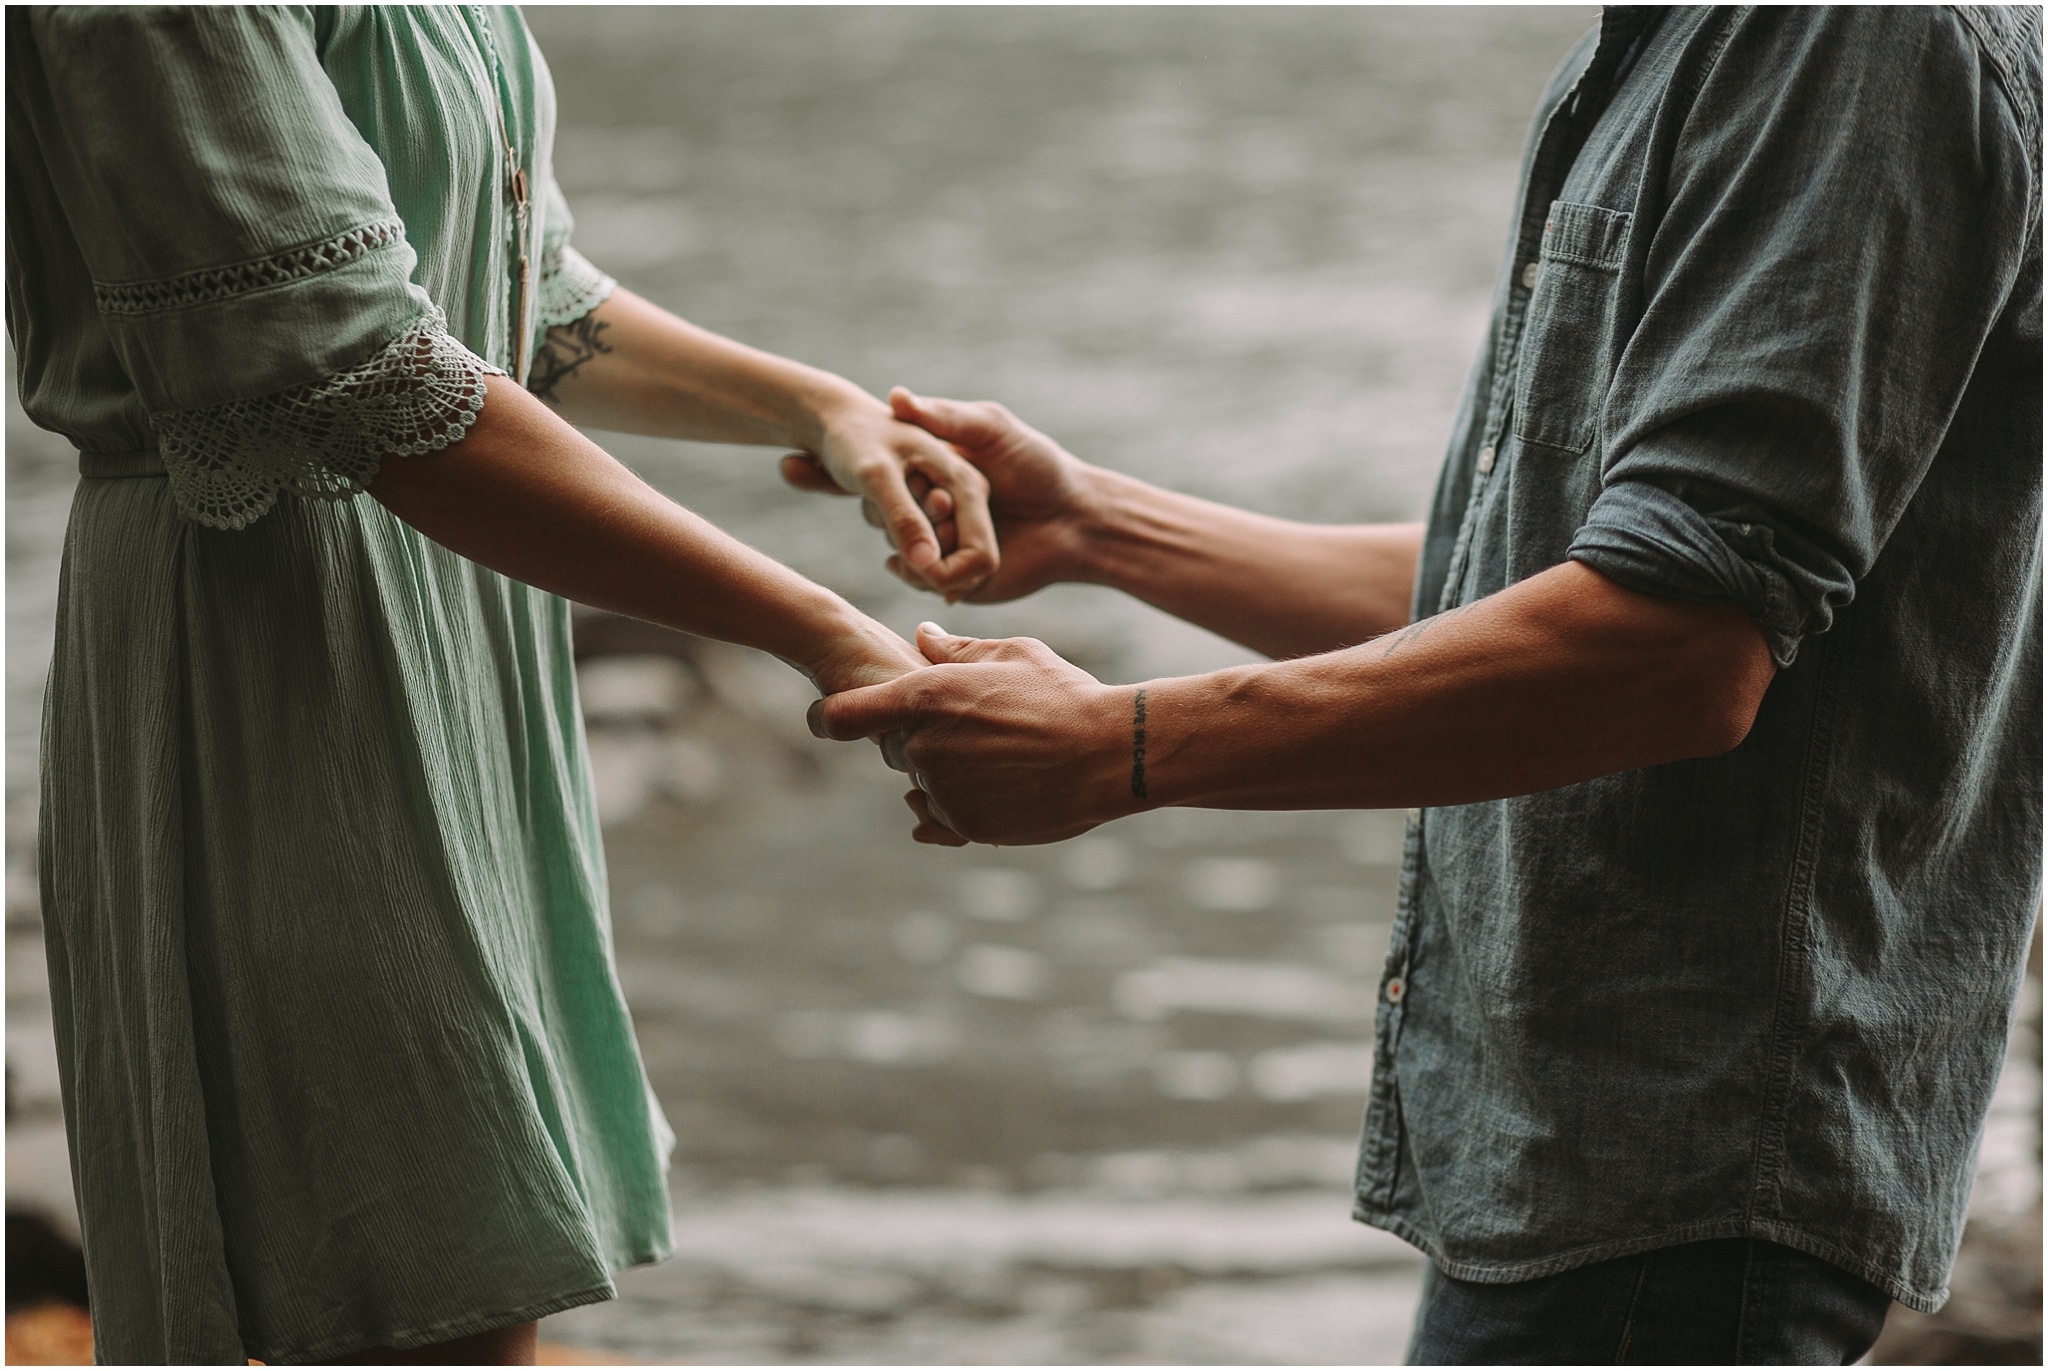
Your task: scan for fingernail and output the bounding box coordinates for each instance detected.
[806,698,827,738]
[919,621,947,636]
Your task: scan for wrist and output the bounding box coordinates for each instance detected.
[1072,678,1167,827]
[797,377,885,452]
[1113,669,1261,813]
[1067,464,1187,591]
[781,595,920,695]
[1062,462,1139,587]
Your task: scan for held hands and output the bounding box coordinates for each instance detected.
[785,389,1101,605]
[808,622,1145,846]
[791,390,1128,843]
[781,396,999,601]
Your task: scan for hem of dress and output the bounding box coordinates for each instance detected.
[609,1233,674,1274]
[1348,1203,1944,1316]
[248,1278,618,1365]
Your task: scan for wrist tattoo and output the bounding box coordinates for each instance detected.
[1130,688,1149,800]
[527,311,614,406]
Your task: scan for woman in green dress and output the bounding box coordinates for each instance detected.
[7,7,990,1364]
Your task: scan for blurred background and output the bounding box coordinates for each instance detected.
[6,7,2038,1364]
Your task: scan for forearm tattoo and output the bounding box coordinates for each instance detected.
[526,312,613,406]
[1376,602,1470,659]
[1131,688,1149,800]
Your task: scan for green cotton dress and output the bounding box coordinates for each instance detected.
[7,8,673,1363]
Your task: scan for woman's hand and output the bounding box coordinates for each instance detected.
[787,395,1000,602]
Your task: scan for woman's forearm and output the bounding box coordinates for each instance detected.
[369,374,919,692]
[526,290,1000,596]
[1073,467,1424,658]
[531,288,865,447]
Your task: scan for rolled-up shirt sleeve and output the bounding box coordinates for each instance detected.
[1566,7,2035,667]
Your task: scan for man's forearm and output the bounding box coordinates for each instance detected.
[829,561,1775,846]
[1072,466,1423,659]
[1139,561,1772,811]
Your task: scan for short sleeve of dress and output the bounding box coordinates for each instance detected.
[532,169,618,346]
[12,7,504,529]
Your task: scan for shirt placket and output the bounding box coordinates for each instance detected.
[1433,7,1653,618]
[1358,7,1660,1214]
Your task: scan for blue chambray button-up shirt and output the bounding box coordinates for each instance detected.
[1353,6,2041,1314]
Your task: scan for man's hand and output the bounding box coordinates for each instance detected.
[807,622,1138,846]
[785,389,1099,604]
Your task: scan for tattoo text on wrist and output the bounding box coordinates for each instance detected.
[527,312,614,406]
[1131,687,1149,800]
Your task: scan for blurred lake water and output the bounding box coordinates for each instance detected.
[8,7,2035,1364]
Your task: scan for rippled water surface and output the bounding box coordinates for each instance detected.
[12,8,2035,1364]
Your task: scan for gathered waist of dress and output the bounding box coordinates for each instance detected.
[77,449,166,479]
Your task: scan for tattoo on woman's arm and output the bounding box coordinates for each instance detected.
[527,313,614,405]
[1131,688,1149,800]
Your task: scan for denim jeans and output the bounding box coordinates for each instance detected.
[1406,1237,1892,1365]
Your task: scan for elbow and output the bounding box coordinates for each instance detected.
[1671,622,1776,758]
[1684,676,1768,757]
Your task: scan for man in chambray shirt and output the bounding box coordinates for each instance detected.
[811,6,2042,1361]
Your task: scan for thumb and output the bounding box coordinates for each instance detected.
[779,451,852,496]
[915,621,996,664]
[889,387,1007,450]
[806,675,918,742]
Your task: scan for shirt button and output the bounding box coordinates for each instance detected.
[1386,977,1406,1003]
[1476,445,1496,475]
[1521,261,1539,289]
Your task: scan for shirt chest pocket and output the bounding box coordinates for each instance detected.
[1511,200,1631,455]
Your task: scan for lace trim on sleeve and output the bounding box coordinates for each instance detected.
[535,244,617,334]
[151,307,505,530]
[93,219,408,315]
